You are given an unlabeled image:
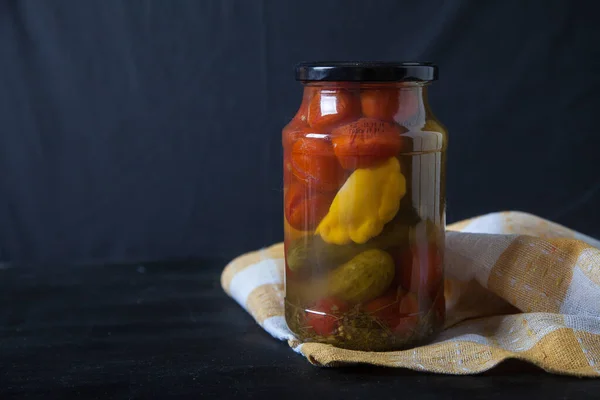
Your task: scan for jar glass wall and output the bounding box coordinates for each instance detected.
[283,62,447,351]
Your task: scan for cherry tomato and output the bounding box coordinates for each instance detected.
[365,288,420,334]
[282,119,309,149]
[307,89,359,131]
[283,151,293,187]
[398,290,419,315]
[306,297,348,336]
[332,118,404,170]
[364,290,400,328]
[397,249,414,292]
[395,290,420,334]
[360,88,399,121]
[291,137,346,192]
[283,87,320,148]
[284,182,334,231]
[398,243,443,297]
[293,86,316,123]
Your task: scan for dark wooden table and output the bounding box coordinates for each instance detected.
[1,261,598,399]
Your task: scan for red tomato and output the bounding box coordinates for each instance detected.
[398,291,419,315]
[360,88,399,121]
[282,119,309,149]
[332,118,404,170]
[283,151,293,188]
[397,249,414,292]
[293,86,316,123]
[306,297,348,336]
[364,290,400,328]
[398,244,443,297]
[284,182,334,231]
[395,291,420,334]
[291,137,346,192]
[307,89,360,131]
[365,289,421,334]
[283,87,320,148]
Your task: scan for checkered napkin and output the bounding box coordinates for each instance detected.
[221,212,600,376]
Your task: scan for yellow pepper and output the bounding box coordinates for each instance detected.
[316,157,406,245]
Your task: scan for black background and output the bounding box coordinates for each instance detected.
[2,1,600,398]
[1,0,599,265]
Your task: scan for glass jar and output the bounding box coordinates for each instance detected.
[282,62,447,351]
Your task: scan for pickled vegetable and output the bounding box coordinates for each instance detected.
[307,89,359,131]
[364,290,401,327]
[316,157,406,245]
[332,118,404,170]
[284,182,334,231]
[285,207,419,273]
[291,137,345,192]
[363,287,419,329]
[399,243,443,296]
[327,249,395,303]
[360,88,399,121]
[282,120,309,150]
[395,290,420,334]
[305,297,349,336]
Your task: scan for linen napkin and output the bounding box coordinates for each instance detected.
[221,211,600,376]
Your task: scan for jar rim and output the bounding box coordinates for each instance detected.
[295,61,438,82]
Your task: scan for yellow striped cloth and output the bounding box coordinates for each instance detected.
[221,212,600,376]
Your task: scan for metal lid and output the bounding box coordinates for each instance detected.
[295,61,438,82]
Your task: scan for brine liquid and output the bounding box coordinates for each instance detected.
[284,148,446,351]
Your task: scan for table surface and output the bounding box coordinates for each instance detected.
[1,260,599,399]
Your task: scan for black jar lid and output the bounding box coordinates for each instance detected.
[295,61,438,82]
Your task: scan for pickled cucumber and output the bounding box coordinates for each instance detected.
[327,249,395,304]
[286,206,420,273]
